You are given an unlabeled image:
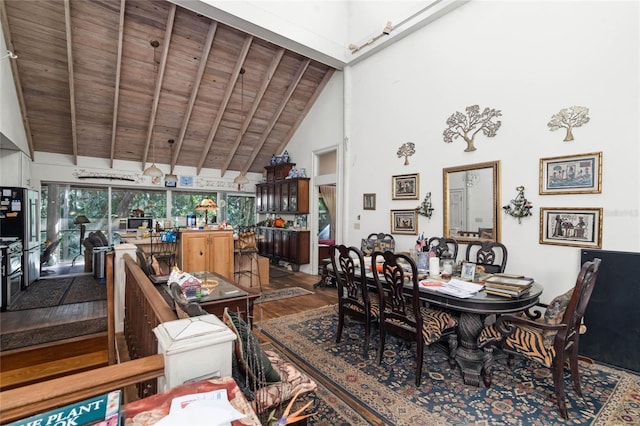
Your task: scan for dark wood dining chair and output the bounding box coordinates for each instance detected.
[478,258,602,419]
[464,241,508,273]
[330,244,379,358]
[425,237,458,261]
[372,250,458,386]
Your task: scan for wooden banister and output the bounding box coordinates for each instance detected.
[0,354,165,424]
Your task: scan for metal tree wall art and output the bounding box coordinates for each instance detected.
[397,142,416,165]
[547,105,590,141]
[443,105,502,152]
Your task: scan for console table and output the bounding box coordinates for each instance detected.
[157,271,260,325]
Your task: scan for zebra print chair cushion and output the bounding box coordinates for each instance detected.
[478,289,573,367]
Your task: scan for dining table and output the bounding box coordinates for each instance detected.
[327,263,543,387]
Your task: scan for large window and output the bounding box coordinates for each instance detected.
[41,183,257,264]
[172,191,218,223]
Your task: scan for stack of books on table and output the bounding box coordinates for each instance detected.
[483,274,534,298]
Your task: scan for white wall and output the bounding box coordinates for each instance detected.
[0,18,29,154]
[328,0,639,302]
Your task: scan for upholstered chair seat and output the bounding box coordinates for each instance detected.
[477,259,601,419]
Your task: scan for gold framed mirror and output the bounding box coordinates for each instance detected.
[443,160,501,242]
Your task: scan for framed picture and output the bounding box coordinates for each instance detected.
[363,193,376,210]
[392,173,419,200]
[390,209,418,235]
[461,262,476,281]
[539,152,602,195]
[539,207,602,248]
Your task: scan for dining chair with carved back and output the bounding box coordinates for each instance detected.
[465,241,508,274]
[330,244,379,359]
[478,258,602,419]
[425,236,459,261]
[372,250,459,386]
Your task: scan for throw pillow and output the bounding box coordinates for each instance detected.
[361,238,375,256]
[222,308,281,384]
[542,288,573,346]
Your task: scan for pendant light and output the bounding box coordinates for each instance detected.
[164,139,178,184]
[233,68,249,188]
[143,139,163,177]
[143,40,163,178]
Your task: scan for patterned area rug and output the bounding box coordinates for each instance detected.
[7,274,106,311]
[0,317,107,351]
[258,305,640,425]
[255,287,313,304]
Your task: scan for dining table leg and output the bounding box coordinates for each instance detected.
[454,311,487,387]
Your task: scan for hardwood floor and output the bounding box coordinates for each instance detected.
[0,266,337,391]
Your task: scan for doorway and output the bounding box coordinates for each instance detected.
[314,149,338,275]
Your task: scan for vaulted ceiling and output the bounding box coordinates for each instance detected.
[1,0,335,176]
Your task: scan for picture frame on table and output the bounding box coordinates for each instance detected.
[539,207,602,248]
[539,152,602,195]
[461,262,476,281]
[390,209,418,235]
[363,193,376,210]
[392,173,419,200]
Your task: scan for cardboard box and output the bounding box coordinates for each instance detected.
[233,253,269,288]
[258,256,270,286]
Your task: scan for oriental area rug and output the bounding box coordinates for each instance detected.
[257,305,640,425]
[255,287,313,304]
[8,274,107,311]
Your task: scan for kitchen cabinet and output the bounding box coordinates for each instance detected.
[257,162,310,214]
[177,230,234,280]
[256,179,309,214]
[256,227,310,271]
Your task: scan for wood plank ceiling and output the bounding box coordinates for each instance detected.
[1,0,335,176]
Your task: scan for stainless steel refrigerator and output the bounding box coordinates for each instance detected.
[0,187,41,286]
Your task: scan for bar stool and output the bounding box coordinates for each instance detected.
[234,229,262,291]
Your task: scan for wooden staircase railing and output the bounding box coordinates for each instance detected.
[0,250,177,424]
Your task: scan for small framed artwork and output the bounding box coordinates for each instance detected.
[180,176,194,187]
[461,262,476,282]
[392,173,419,200]
[540,207,603,248]
[539,152,602,195]
[390,209,418,235]
[363,193,376,210]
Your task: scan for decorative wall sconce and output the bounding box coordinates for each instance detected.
[503,186,533,223]
[417,192,434,218]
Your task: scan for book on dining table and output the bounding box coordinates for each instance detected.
[484,275,534,288]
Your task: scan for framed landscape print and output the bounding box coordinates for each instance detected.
[539,207,602,248]
[392,173,419,200]
[391,209,418,235]
[539,152,602,195]
[363,193,376,210]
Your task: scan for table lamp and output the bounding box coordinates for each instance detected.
[195,199,218,224]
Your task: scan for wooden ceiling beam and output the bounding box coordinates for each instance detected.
[171,20,218,173]
[142,3,176,170]
[220,47,285,177]
[0,0,35,159]
[275,68,336,156]
[64,0,78,165]
[240,58,310,176]
[196,35,253,174]
[109,0,126,168]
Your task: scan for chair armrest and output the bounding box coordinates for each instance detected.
[495,313,566,337]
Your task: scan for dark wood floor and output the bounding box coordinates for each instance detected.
[0,265,337,391]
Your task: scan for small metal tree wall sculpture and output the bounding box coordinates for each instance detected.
[397,142,416,165]
[443,105,502,152]
[547,105,590,141]
[503,185,533,223]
